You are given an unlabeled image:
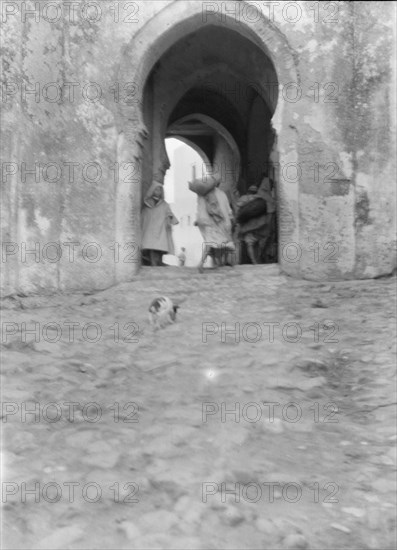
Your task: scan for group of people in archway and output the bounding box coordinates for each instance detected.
[140,174,276,270]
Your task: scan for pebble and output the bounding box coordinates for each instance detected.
[11,431,37,451]
[33,526,83,549]
[33,364,62,377]
[119,521,141,541]
[66,430,97,447]
[43,465,66,473]
[380,455,394,465]
[256,518,275,534]
[174,495,191,514]
[283,533,309,549]
[311,299,328,308]
[222,504,245,526]
[386,446,397,464]
[371,478,392,493]
[143,436,179,457]
[139,510,178,533]
[267,376,326,391]
[284,419,313,433]
[84,468,125,486]
[330,523,351,534]
[366,509,385,530]
[231,469,258,484]
[179,506,204,525]
[296,377,327,391]
[342,507,366,518]
[363,494,380,503]
[81,440,120,468]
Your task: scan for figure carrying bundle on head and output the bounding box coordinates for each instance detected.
[189,174,235,273]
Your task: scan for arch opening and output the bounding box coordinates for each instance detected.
[117,2,299,276]
[162,137,215,268]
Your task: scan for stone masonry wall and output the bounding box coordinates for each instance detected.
[1,1,395,295]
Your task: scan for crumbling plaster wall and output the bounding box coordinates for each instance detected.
[268,0,396,279]
[1,0,169,294]
[1,0,395,295]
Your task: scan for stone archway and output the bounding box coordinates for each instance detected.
[167,113,242,200]
[116,0,299,281]
[166,134,211,172]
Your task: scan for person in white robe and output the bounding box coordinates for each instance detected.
[141,182,179,266]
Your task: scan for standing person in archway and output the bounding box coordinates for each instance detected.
[178,247,187,267]
[194,182,235,273]
[141,182,179,266]
[236,174,276,264]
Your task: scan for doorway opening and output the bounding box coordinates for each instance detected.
[162,137,212,268]
[117,5,301,281]
[140,24,279,266]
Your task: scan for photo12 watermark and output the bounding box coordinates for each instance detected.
[1,80,339,106]
[200,241,340,265]
[201,320,339,343]
[1,161,342,186]
[1,242,140,264]
[202,480,340,504]
[2,321,141,344]
[202,2,340,24]
[1,162,140,185]
[1,401,140,423]
[192,80,339,105]
[202,401,340,424]
[1,2,140,24]
[1,81,142,106]
[191,160,342,185]
[202,2,340,25]
[2,481,139,504]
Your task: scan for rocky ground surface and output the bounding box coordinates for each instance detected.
[1,265,396,550]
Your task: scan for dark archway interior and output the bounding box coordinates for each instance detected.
[143,25,279,263]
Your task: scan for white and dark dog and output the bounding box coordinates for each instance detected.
[148,296,180,329]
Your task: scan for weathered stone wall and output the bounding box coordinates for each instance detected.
[269,0,396,280]
[1,0,160,294]
[347,1,396,278]
[1,0,395,295]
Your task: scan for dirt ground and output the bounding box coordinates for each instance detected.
[1,265,396,549]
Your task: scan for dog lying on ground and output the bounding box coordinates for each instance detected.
[148,297,179,329]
